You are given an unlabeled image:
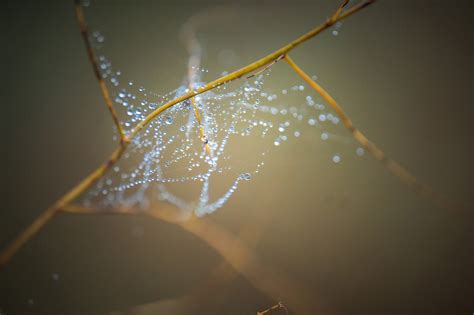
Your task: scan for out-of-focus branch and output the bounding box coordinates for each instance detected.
[62,204,330,314]
[148,207,325,314]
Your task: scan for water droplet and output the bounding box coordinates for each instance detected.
[356,147,365,156]
[165,116,173,125]
[240,173,251,181]
[332,154,341,163]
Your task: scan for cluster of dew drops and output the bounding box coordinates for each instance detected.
[81,1,365,217]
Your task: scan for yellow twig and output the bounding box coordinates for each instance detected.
[258,301,289,315]
[0,0,375,269]
[74,0,126,142]
[330,0,350,23]
[0,145,126,268]
[284,54,463,211]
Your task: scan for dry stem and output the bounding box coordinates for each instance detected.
[74,0,126,142]
[60,204,323,314]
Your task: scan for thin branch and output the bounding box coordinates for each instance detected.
[284,54,464,211]
[127,190,276,313]
[148,207,322,314]
[74,0,126,142]
[61,204,327,314]
[330,0,350,23]
[0,0,375,269]
[258,302,289,315]
[0,145,126,268]
[247,54,285,79]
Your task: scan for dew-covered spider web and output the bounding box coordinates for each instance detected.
[79,1,364,218]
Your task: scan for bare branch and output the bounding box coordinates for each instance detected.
[258,301,289,315]
[74,0,126,143]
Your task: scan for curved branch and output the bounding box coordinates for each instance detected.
[61,204,331,314]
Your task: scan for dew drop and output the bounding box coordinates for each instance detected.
[356,147,365,156]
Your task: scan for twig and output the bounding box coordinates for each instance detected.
[74,0,126,142]
[247,54,285,79]
[283,54,464,211]
[258,301,289,315]
[0,0,375,268]
[0,145,126,268]
[330,0,350,23]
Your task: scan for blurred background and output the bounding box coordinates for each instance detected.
[2,0,473,314]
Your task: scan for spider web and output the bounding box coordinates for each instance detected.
[79,1,364,217]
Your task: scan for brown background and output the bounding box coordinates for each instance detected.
[2,0,473,314]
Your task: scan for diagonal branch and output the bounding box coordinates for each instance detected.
[61,204,326,314]
[330,0,350,23]
[0,145,126,268]
[284,54,465,211]
[258,302,289,315]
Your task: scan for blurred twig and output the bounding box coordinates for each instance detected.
[258,301,289,315]
[61,203,322,314]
